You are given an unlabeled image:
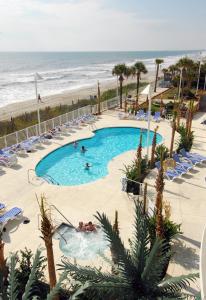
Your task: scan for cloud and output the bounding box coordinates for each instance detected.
[0,0,203,51]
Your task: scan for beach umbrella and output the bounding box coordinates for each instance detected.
[34,72,43,135]
[97,81,101,115]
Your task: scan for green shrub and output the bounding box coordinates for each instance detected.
[155,144,169,161]
[148,216,182,246]
[123,157,147,183]
[177,124,194,152]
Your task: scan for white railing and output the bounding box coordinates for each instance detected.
[0,97,120,149]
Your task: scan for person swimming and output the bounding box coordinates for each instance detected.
[85,163,91,170]
[81,146,87,153]
[73,141,78,148]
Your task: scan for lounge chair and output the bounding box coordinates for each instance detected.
[0,203,5,210]
[153,111,161,122]
[155,161,180,181]
[135,110,145,120]
[0,207,22,225]
[180,149,203,165]
[0,149,18,165]
[0,156,16,167]
[181,149,206,162]
[173,153,193,172]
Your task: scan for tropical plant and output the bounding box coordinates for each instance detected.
[154,58,164,92]
[59,201,198,300]
[150,126,158,168]
[176,57,197,92]
[0,231,6,276]
[155,144,169,162]
[0,249,67,300]
[15,248,47,298]
[177,124,194,152]
[37,195,57,290]
[132,62,148,108]
[112,64,128,109]
[110,211,120,268]
[169,116,176,157]
[148,216,182,246]
[155,157,165,239]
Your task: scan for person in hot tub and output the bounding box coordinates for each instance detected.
[85,221,97,232]
[77,221,86,232]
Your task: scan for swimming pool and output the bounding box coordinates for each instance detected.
[36,127,162,186]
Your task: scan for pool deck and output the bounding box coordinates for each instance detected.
[1,110,206,292]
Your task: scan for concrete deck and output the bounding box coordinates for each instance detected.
[0,110,206,293]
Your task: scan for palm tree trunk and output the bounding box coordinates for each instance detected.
[119,79,123,109]
[136,72,140,105]
[169,120,176,157]
[154,64,159,92]
[155,162,165,239]
[156,192,164,239]
[0,239,5,272]
[150,129,157,169]
[46,240,57,289]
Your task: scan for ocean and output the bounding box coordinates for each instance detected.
[0,50,202,108]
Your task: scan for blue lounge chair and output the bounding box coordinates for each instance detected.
[0,207,22,224]
[135,110,145,120]
[0,203,5,210]
[153,111,161,122]
[180,149,203,165]
[143,112,149,121]
[155,161,180,181]
[181,149,206,162]
[173,153,193,172]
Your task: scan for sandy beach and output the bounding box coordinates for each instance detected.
[0,72,155,121]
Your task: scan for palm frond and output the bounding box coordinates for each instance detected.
[94,211,136,282]
[159,273,199,295]
[7,253,19,300]
[58,258,124,284]
[70,281,91,300]
[131,201,150,276]
[22,249,42,300]
[46,271,67,300]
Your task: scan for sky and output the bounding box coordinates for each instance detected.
[0,0,205,51]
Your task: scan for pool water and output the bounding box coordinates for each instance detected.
[55,227,109,260]
[36,127,162,186]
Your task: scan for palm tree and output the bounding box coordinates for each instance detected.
[150,126,158,168]
[168,64,178,80]
[59,201,198,300]
[132,62,148,108]
[0,232,6,276]
[37,195,57,290]
[176,57,196,92]
[112,64,127,109]
[169,116,176,157]
[97,81,101,115]
[154,59,164,92]
[155,157,165,239]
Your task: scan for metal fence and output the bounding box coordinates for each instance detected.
[0,97,119,149]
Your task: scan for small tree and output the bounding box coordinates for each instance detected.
[155,155,165,239]
[112,64,127,109]
[37,195,57,290]
[154,58,164,92]
[169,116,176,157]
[110,211,120,268]
[150,126,158,168]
